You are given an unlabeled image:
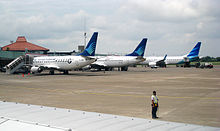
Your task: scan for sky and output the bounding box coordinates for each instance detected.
[0,0,219,57]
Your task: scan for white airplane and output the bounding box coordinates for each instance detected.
[140,42,201,68]
[147,54,167,68]
[91,38,147,71]
[31,32,98,74]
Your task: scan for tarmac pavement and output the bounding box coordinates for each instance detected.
[0,65,219,127]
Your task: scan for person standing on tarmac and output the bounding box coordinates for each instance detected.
[151,91,159,119]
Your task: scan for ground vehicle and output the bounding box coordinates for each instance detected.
[200,63,213,69]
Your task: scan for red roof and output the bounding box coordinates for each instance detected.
[1,36,49,51]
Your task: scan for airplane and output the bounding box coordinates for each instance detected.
[140,42,201,67]
[148,54,167,68]
[90,38,147,71]
[31,32,98,75]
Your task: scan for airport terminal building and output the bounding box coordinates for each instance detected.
[0,36,49,69]
[1,36,49,54]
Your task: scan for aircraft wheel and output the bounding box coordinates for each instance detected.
[49,70,54,75]
[63,70,69,74]
[121,66,128,71]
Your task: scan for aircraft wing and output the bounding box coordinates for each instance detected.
[0,101,219,131]
[92,62,107,67]
[90,62,107,69]
[40,65,60,70]
[152,54,167,64]
[149,55,167,68]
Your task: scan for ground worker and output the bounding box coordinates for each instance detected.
[151,91,159,119]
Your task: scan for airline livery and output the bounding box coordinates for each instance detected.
[140,42,201,67]
[31,32,98,74]
[91,38,147,71]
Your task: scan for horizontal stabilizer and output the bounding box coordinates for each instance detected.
[81,56,97,61]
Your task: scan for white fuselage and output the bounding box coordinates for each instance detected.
[93,56,144,67]
[140,56,185,65]
[33,56,96,70]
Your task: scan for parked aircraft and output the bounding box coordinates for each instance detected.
[31,32,98,74]
[148,54,167,68]
[91,38,147,71]
[140,42,201,67]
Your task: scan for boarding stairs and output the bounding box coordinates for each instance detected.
[6,55,33,74]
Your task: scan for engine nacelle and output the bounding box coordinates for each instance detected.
[31,66,43,73]
[149,62,156,67]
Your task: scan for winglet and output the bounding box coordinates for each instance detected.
[187,42,201,57]
[163,54,167,61]
[126,38,147,57]
[78,32,98,56]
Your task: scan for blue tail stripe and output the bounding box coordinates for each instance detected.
[187,42,201,57]
[78,32,98,56]
[126,38,147,56]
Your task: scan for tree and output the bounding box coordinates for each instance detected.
[216,57,220,62]
[200,56,218,62]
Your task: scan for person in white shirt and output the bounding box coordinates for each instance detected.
[151,91,159,119]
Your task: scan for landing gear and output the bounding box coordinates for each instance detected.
[156,61,166,68]
[183,57,190,67]
[183,62,190,67]
[105,67,113,71]
[121,66,128,71]
[49,70,54,75]
[63,70,69,74]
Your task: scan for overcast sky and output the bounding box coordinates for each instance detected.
[0,0,219,57]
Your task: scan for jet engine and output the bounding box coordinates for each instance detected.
[31,66,43,73]
[149,62,157,68]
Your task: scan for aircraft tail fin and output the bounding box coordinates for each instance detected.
[187,42,201,57]
[126,38,147,57]
[78,32,98,56]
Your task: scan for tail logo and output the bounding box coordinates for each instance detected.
[135,46,145,56]
[85,42,96,55]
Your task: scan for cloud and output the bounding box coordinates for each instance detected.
[0,0,219,57]
[119,0,200,23]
